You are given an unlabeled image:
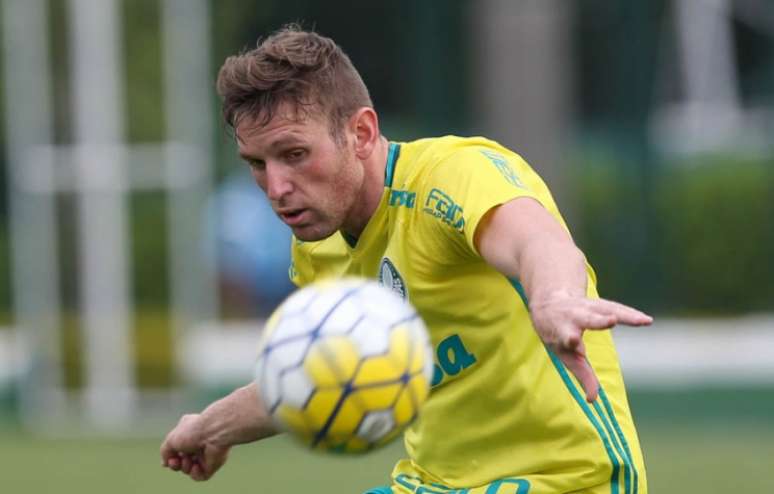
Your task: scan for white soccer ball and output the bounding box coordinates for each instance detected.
[254,277,434,453]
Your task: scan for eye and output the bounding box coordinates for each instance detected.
[246,158,266,171]
[284,148,307,162]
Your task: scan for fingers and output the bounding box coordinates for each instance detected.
[160,438,177,468]
[161,413,213,480]
[550,330,600,402]
[199,444,231,480]
[555,343,599,402]
[161,443,230,482]
[533,294,650,403]
[570,300,652,331]
[191,463,206,482]
[538,297,652,335]
[161,452,194,472]
[183,455,208,481]
[567,357,599,403]
[181,454,194,474]
[182,445,230,482]
[165,456,181,471]
[591,299,653,326]
[163,452,207,481]
[576,311,617,331]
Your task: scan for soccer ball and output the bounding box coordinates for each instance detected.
[254,278,434,453]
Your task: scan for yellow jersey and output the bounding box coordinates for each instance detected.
[290,136,646,494]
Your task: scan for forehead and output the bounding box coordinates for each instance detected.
[235,103,328,147]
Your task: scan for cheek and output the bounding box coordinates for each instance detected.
[250,169,267,190]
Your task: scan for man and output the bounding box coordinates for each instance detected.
[161,25,652,494]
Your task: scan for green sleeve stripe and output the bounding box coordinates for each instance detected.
[599,386,640,494]
[507,277,530,311]
[507,276,630,493]
[384,142,401,188]
[592,397,634,494]
[546,349,624,494]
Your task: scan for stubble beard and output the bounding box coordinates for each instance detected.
[293,149,363,242]
[291,214,337,242]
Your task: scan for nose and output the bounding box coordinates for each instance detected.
[262,163,294,201]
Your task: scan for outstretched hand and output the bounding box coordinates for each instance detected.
[160,414,231,482]
[529,293,652,402]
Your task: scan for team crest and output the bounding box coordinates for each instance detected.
[378,257,408,299]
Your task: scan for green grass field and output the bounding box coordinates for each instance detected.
[1,418,772,493]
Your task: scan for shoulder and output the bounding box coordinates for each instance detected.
[400,137,552,255]
[399,136,538,205]
[397,136,531,187]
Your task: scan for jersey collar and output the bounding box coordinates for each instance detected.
[341,143,399,249]
[383,142,401,188]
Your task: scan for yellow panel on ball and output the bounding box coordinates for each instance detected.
[354,355,402,386]
[303,346,339,387]
[316,435,370,454]
[276,404,314,443]
[387,324,412,370]
[344,436,371,453]
[408,374,429,405]
[303,388,342,429]
[326,396,364,438]
[353,383,402,411]
[392,387,416,427]
[320,336,361,381]
[304,335,359,387]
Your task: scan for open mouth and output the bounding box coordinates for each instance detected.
[279,208,308,225]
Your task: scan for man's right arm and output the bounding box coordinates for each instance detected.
[160,382,278,481]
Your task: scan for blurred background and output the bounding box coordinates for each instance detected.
[0,0,772,492]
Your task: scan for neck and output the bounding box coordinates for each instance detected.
[340,136,390,239]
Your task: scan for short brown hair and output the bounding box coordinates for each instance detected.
[216,24,372,137]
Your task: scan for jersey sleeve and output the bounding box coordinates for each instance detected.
[415,144,555,258]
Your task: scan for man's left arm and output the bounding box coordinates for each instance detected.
[474,196,652,402]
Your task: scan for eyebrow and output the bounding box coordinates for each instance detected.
[239,136,306,161]
[238,152,260,162]
[268,136,305,149]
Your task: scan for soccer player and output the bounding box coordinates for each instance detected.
[160,25,653,494]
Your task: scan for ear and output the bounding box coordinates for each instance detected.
[349,107,380,160]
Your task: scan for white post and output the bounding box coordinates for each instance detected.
[1,0,63,418]
[68,0,134,426]
[677,0,740,110]
[162,0,218,351]
[470,0,573,211]
[659,0,742,151]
